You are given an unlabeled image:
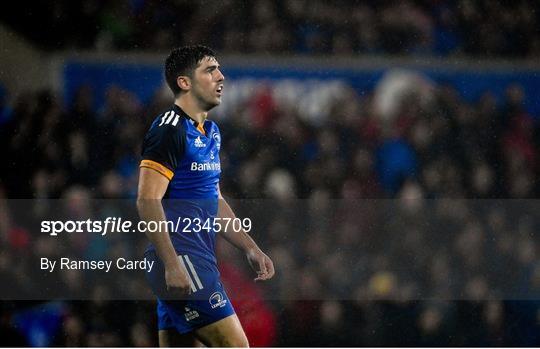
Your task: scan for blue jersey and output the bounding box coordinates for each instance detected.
[140,104,222,264]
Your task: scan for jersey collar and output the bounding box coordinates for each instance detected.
[172,104,202,127]
[172,104,207,136]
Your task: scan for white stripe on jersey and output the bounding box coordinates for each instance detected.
[165,112,175,125]
[172,113,181,126]
[158,111,171,126]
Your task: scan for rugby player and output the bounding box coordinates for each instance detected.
[137,45,274,347]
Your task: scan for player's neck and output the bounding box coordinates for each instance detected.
[175,98,207,124]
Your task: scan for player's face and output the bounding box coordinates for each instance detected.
[191,56,225,111]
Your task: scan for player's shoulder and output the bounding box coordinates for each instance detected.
[141,107,187,158]
[149,107,187,131]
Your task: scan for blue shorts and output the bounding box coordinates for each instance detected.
[145,250,235,334]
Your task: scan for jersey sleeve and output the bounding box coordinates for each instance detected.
[140,123,184,180]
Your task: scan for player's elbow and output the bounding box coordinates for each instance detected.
[136,196,144,211]
[136,196,145,215]
[136,195,160,212]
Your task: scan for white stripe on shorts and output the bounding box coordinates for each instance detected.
[183,255,204,290]
[178,255,197,292]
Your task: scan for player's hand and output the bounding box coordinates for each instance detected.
[165,263,192,295]
[246,248,275,282]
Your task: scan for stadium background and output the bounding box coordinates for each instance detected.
[0,0,539,346]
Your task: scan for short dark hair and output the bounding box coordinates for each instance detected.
[164,45,216,96]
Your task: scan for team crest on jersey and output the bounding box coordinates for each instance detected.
[209,291,227,309]
[194,136,206,148]
[212,133,221,150]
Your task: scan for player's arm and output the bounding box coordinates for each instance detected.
[137,121,191,294]
[137,168,191,294]
[217,185,275,281]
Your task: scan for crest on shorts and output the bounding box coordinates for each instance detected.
[209,291,227,309]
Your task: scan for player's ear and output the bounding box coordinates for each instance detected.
[177,76,191,92]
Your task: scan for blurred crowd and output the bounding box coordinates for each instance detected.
[1,78,540,199]
[3,0,540,57]
[0,72,539,346]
